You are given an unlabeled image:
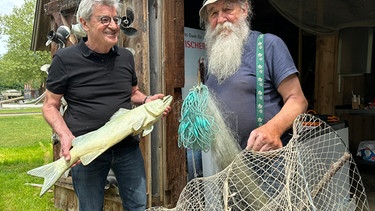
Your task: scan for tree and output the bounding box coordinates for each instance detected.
[0,0,51,90]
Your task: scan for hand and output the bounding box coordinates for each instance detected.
[145,93,164,103]
[59,135,81,167]
[245,124,283,152]
[59,134,74,160]
[162,106,171,118]
[59,134,81,166]
[145,94,172,118]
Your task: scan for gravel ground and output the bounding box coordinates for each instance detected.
[0,103,43,109]
[0,103,43,115]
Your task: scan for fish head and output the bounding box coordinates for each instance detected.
[135,95,173,136]
[144,95,173,117]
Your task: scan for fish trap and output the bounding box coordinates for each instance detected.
[148,114,369,210]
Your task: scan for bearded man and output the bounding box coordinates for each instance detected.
[200,0,308,154]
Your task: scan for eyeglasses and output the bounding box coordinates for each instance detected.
[96,16,121,26]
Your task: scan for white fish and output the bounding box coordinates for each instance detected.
[28,95,173,196]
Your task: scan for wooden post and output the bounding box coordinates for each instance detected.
[314,35,338,114]
[161,0,187,207]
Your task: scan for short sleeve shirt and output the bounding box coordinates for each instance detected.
[47,38,139,145]
[205,31,298,149]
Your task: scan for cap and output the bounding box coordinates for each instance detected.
[199,0,218,28]
[199,0,219,18]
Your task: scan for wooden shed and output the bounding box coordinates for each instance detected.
[31,0,375,209]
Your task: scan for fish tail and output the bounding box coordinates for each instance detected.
[27,158,68,196]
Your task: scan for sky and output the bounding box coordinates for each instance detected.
[0,0,25,55]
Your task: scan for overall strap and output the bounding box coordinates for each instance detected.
[256,34,264,127]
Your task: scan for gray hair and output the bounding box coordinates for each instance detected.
[199,0,252,29]
[76,0,121,23]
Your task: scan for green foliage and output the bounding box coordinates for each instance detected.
[0,83,23,92]
[0,0,51,88]
[0,112,61,210]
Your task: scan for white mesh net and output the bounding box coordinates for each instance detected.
[148,114,369,210]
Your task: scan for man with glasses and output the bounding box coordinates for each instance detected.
[42,0,170,210]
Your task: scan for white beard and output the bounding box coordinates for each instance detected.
[204,17,250,83]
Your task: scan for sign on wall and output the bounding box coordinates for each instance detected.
[183,27,206,180]
[183,27,206,99]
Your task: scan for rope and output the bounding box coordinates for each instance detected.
[178,84,219,152]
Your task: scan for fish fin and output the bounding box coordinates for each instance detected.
[132,116,146,131]
[80,149,107,166]
[27,158,70,197]
[142,125,154,136]
[110,108,130,121]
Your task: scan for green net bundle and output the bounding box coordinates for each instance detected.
[178,84,219,152]
[178,82,241,171]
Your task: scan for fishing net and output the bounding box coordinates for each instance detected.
[148,114,370,210]
[178,84,217,152]
[178,57,241,172]
[178,83,241,172]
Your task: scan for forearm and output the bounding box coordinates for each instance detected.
[131,86,166,105]
[266,96,307,137]
[131,86,148,105]
[42,90,74,140]
[42,104,73,139]
[267,74,308,137]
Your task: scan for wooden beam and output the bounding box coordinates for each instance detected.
[162,0,186,207]
[44,0,80,16]
[31,0,51,51]
[314,35,338,114]
[0,96,24,104]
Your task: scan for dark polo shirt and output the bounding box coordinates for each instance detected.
[47,38,139,146]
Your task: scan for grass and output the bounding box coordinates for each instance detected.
[0,108,62,211]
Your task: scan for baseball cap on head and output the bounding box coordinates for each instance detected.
[199,0,219,28]
[199,0,219,17]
